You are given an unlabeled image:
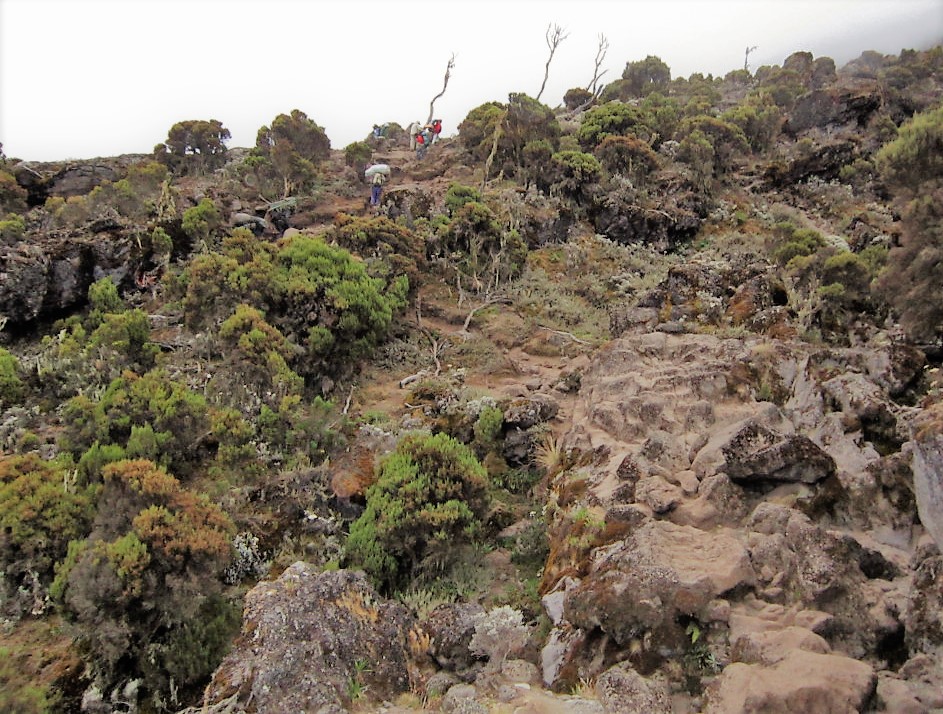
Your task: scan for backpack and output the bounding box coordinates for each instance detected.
[416,133,425,145]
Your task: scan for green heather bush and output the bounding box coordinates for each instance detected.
[0,347,26,407]
[184,232,407,382]
[344,140,373,168]
[325,213,426,292]
[722,94,783,152]
[0,453,95,584]
[772,227,825,265]
[0,212,25,242]
[549,151,601,203]
[563,87,593,110]
[594,135,660,182]
[345,432,489,592]
[577,101,650,150]
[88,309,160,370]
[86,277,124,328]
[458,94,559,176]
[458,101,508,162]
[257,394,338,466]
[0,169,28,213]
[679,116,750,176]
[219,304,304,400]
[621,55,672,97]
[60,369,210,475]
[444,183,482,216]
[182,197,222,246]
[52,458,236,702]
[255,109,331,197]
[438,201,527,289]
[154,119,230,175]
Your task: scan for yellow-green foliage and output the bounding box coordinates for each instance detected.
[344,140,373,168]
[182,197,222,243]
[0,169,28,213]
[0,347,26,407]
[345,432,489,592]
[594,135,660,181]
[440,201,526,284]
[255,109,331,196]
[61,369,210,475]
[458,101,507,161]
[257,394,338,466]
[325,213,426,292]
[577,101,651,150]
[52,459,237,696]
[0,212,25,241]
[0,453,95,580]
[183,231,407,379]
[772,226,825,266]
[875,104,943,191]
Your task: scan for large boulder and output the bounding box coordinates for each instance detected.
[692,416,835,486]
[203,564,414,713]
[912,406,943,551]
[559,521,754,680]
[704,648,875,713]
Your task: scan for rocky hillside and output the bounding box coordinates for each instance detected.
[1,47,942,713]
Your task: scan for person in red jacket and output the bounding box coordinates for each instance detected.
[431,119,442,144]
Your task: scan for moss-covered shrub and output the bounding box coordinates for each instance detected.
[0,453,95,585]
[345,431,489,592]
[0,347,26,408]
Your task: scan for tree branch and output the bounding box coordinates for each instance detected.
[586,33,609,94]
[427,54,456,125]
[536,24,569,103]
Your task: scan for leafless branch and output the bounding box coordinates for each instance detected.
[536,24,569,103]
[537,324,591,345]
[587,34,609,94]
[460,295,512,334]
[427,54,456,125]
[744,45,758,73]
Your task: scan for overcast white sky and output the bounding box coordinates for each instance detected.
[1,0,941,162]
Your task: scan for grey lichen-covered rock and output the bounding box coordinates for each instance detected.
[595,662,672,713]
[912,409,943,551]
[695,418,836,485]
[502,394,559,429]
[202,564,413,713]
[423,602,485,677]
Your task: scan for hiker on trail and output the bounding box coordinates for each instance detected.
[431,119,442,144]
[370,171,386,206]
[372,124,383,139]
[408,120,422,150]
[415,130,427,160]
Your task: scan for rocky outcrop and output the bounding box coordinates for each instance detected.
[202,564,414,713]
[539,328,926,700]
[784,80,884,136]
[912,406,943,550]
[0,226,143,328]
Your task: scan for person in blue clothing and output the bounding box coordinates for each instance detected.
[370,171,386,206]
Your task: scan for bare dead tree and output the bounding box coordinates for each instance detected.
[426,53,456,125]
[536,24,569,103]
[744,45,758,73]
[586,33,610,94]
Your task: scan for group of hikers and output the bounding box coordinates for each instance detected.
[408,119,442,159]
[365,118,444,207]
